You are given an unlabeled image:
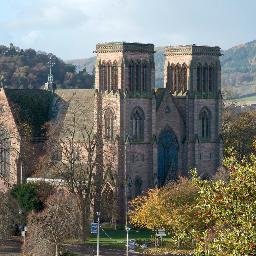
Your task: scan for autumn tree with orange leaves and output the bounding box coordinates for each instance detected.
[129,178,202,247]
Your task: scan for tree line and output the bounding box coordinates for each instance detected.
[0,43,94,89]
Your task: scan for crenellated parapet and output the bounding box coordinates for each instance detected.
[165,45,221,57]
[95,42,154,54]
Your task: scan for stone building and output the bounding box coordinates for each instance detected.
[94,42,222,200]
[0,42,223,208]
[0,88,20,192]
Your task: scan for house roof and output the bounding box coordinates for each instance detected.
[54,89,96,141]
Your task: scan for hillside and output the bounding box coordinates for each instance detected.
[66,56,96,74]
[221,40,256,98]
[0,43,94,89]
[67,40,256,96]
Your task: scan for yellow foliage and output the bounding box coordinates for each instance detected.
[129,178,201,243]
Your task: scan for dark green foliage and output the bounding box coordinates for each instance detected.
[0,43,93,89]
[11,182,54,213]
[222,106,256,160]
[5,89,54,137]
[11,183,43,212]
[62,252,79,256]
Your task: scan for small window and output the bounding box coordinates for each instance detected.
[130,107,145,141]
[199,108,211,140]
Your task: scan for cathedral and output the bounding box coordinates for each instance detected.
[93,42,223,196]
[0,42,223,201]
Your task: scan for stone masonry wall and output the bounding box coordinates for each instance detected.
[0,89,20,192]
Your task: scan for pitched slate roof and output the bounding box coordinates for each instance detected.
[54,89,96,141]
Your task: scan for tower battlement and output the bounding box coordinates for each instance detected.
[95,42,154,54]
[165,45,221,56]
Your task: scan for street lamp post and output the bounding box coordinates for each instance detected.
[126,225,131,256]
[124,135,130,256]
[96,212,100,256]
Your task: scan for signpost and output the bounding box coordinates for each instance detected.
[96,212,100,256]
[91,223,98,234]
[156,229,166,246]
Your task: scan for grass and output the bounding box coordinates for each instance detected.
[87,228,155,249]
[67,229,194,255]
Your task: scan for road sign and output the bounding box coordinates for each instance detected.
[91,223,98,234]
[156,229,166,237]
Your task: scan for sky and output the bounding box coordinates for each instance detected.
[0,0,255,60]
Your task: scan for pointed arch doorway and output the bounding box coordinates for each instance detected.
[157,129,179,186]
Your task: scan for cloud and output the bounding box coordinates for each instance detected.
[4,5,87,30]
[1,0,255,59]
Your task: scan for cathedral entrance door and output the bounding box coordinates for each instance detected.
[157,129,178,186]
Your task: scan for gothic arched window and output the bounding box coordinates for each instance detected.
[197,63,202,92]
[107,61,111,91]
[130,107,145,141]
[202,64,208,92]
[177,64,182,93]
[157,129,179,185]
[209,65,214,92]
[181,63,187,93]
[0,126,10,178]
[111,61,118,91]
[135,63,141,91]
[104,108,115,140]
[142,63,147,91]
[166,63,173,92]
[100,61,108,91]
[128,62,134,92]
[199,108,211,140]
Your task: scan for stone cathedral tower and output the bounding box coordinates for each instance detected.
[163,45,223,179]
[94,42,222,222]
[94,42,222,198]
[94,43,155,206]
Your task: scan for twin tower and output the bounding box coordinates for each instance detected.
[94,42,222,198]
